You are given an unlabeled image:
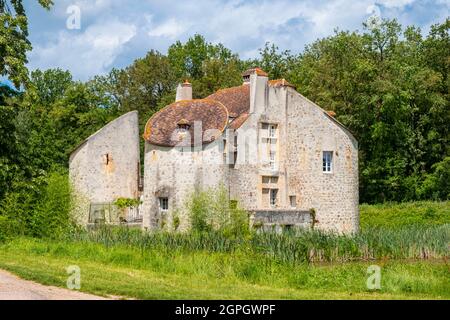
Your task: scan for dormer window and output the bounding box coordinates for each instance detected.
[177,119,190,131]
[178,124,190,130]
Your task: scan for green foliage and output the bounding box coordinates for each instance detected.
[417,158,450,200]
[0,68,118,237]
[168,34,243,97]
[1,237,448,299]
[187,186,250,237]
[0,171,76,239]
[0,0,53,88]
[63,221,449,265]
[172,212,180,231]
[360,201,450,230]
[30,172,75,238]
[255,42,294,79]
[0,215,20,242]
[113,198,142,209]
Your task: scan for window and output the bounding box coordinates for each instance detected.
[269,152,276,170]
[159,197,169,212]
[289,196,297,208]
[269,124,277,138]
[262,176,278,184]
[261,123,278,170]
[223,134,238,167]
[323,151,333,172]
[177,119,190,132]
[270,189,278,207]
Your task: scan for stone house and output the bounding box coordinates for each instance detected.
[69,68,359,233]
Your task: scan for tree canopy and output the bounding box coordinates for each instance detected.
[0,0,53,88]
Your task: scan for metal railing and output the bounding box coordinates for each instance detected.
[88,202,143,224]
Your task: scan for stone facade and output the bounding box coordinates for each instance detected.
[69,111,140,224]
[69,68,359,234]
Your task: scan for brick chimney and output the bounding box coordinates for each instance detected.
[175,80,192,101]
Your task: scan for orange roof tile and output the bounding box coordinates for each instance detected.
[144,99,228,147]
[207,84,250,117]
[242,67,268,77]
[268,79,296,88]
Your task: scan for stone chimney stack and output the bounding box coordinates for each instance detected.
[175,80,192,101]
[243,67,268,114]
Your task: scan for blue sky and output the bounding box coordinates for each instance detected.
[22,0,449,81]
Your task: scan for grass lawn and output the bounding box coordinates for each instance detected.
[360,201,450,230]
[0,237,448,300]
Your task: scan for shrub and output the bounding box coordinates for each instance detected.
[114,198,142,209]
[0,171,77,239]
[0,215,21,242]
[418,157,450,200]
[30,171,77,238]
[188,186,250,237]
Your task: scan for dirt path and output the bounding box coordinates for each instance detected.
[0,269,110,300]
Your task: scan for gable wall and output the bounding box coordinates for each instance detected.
[69,111,140,224]
[285,90,359,233]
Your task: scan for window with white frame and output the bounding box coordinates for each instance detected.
[323,151,333,173]
[159,197,169,211]
[269,124,277,138]
[261,123,278,170]
[269,151,276,170]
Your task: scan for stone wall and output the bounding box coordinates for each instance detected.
[141,140,227,231]
[251,210,311,226]
[285,90,359,233]
[69,111,140,224]
[228,84,359,234]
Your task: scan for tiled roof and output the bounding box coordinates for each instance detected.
[207,84,250,117]
[144,99,228,147]
[268,79,296,88]
[144,82,255,146]
[228,113,250,130]
[242,67,268,77]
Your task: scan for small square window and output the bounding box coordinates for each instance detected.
[159,197,169,211]
[323,151,333,173]
[289,195,297,208]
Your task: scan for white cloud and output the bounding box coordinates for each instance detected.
[376,0,416,9]
[148,18,188,39]
[25,0,448,80]
[29,19,136,80]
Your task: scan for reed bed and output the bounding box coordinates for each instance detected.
[66,224,449,264]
